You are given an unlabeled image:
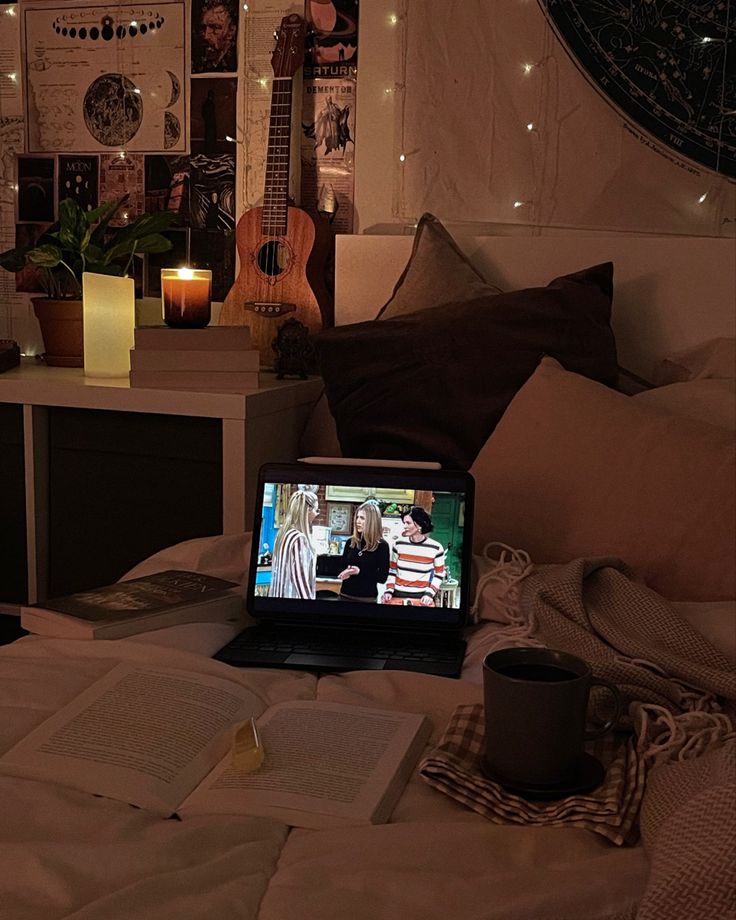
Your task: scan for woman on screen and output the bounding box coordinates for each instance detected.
[337,501,390,602]
[270,489,319,599]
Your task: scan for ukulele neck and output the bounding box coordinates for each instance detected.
[262,76,292,237]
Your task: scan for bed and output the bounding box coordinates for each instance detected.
[1,218,734,920]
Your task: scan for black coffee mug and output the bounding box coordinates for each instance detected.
[482,647,622,788]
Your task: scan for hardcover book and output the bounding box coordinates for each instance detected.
[0,663,431,828]
[129,369,260,390]
[130,348,260,372]
[20,570,243,639]
[134,326,253,350]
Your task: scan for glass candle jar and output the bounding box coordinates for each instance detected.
[161,268,212,328]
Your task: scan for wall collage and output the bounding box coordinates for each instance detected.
[0,0,358,348]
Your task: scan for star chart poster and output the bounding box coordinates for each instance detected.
[21,0,188,154]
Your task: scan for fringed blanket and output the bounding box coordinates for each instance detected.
[457,548,736,920]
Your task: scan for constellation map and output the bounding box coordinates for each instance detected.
[541,0,735,179]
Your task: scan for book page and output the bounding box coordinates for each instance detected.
[180,701,431,828]
[0,663,264,815]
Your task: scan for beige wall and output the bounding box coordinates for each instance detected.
[351,0,735,237]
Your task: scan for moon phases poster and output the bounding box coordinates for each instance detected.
[21,0,188,154]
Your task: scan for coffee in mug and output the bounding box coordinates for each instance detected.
[482,647,621,792]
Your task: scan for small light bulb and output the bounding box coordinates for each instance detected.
[177,267,194,281]
[523,63,534,74]
[119,151,126,159]
[5,6,16,15]
[698,193,708,203]
[526,122,534,131]
[130,20,138,27]
[702,36,713,43]
[259,77,268,88]
[384,87,393,94]
[133,87,141,94]
[8,72,17,82]
[399,153,406,162]
[225,134,236,142]
[122,211,129,220]
[389,14,398,25]
[513,200,524,208]
[243,3,249,9]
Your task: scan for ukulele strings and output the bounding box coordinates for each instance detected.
[264,75,291,304]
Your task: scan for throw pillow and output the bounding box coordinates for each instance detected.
[470,357,736,601]
[298,212,502,457]
[377,212,502,320]
[314,262,618,469]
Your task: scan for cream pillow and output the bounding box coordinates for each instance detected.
[470,357,736,601]
[634,378,736,431]
[654,337,736,384]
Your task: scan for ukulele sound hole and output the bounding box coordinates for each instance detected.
[257,240,291,278]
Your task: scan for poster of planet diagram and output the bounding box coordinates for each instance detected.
[541,0,735,179]
[21,1,187,154]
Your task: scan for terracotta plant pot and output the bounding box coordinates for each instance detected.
[32,297,84,367]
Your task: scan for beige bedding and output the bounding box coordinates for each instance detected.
[0,636,648,920]
[2,533,733,920]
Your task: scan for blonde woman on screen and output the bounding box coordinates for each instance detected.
[270,489,320,599]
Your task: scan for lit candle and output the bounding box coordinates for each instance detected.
[161,268,212,328]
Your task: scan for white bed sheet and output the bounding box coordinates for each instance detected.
[0,629,648,920]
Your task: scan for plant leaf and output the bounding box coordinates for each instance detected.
[27,244,63,268]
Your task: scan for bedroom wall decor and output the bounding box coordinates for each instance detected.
[354,0,735,237]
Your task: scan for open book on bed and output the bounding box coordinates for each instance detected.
[0,663,430,828]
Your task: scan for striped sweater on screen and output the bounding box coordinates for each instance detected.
[269,530,316,599]
[385,536,445,602]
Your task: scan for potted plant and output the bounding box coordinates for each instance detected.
[0,195,177,366]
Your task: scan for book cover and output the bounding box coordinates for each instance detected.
[0,663,432,827]
[129,369,260,390]
[20,570,243,639]
[130,348,260,372]
[134,326,253,350]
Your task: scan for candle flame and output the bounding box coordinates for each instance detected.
[177,268,194,280]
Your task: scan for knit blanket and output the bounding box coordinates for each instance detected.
[469,552,736,920]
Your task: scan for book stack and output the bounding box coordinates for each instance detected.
[20,569,244,639]
[129,326,260,391]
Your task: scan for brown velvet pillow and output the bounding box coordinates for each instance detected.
[314,262,618,469]
[298,212,502,457]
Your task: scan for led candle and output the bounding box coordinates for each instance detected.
[82,272,135,378]
[161,268,212,328]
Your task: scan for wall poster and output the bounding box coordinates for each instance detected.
[300,0,358,232]
[21,0,188,154]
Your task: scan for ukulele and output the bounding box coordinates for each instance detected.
[218,13,329,368]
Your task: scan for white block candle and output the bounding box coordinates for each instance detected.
[82,272,136,378]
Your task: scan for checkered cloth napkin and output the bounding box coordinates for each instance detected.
[419,703,645,845]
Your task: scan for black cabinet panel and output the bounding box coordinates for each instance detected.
[47,408,223,597]
[0,404,28,604]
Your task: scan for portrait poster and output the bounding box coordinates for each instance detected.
[17,154,55,222]
[190,77,237,155]
[300,77,356,232]
[21,0,187,153]
[99,153,145,226]
[58,154,99,213]
[188,152,235,231]
[191,0,239,74]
